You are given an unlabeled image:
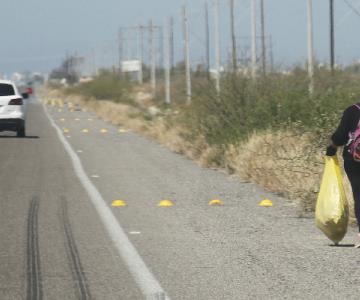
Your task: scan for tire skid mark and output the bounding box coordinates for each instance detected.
[26,197,42,300]
[61,197,91,300]
[44,103,169,299]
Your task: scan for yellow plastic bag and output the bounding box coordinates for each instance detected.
[315,156,349,244]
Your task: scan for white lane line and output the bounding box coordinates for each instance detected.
[129,231,142,235]
[42,103,170,300]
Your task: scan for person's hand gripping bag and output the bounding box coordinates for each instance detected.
[315,156,349,244]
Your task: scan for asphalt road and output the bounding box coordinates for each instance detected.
[1,97,360,300]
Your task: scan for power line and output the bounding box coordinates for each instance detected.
[344,0,360,18]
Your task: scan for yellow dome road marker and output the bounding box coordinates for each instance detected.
[209,199,224,206]
[112,200,127,207]
[118,128,129,133]
[63,128,70,133]
[82,129,89,133]
[100,129,108,133]
[158,199,175,207]
[259,199,273,207]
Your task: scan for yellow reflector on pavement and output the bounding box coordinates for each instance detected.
[158,200,174,207]
[209,199,224,206]
[259,199,273,207]
[112,200,127,207]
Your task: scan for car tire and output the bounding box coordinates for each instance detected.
[17,125,25,137]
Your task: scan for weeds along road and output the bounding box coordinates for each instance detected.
[1,97,359,300]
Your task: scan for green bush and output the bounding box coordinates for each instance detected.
[182,68,360,147]
[66,70,133,105]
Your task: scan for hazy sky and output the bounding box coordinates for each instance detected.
[1,0,360,75]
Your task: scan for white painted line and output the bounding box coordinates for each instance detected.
[129,231,142,235]
[77,150,83,153]
[42,103,170,300]
[66,135,71,138]
[91,175,100,178]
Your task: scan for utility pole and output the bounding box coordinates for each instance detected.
[164,18,171,104]
[251,0,257,79]
[118,29,123,76]
[125,29,130,60]
[137,26,143,84]
[149,19,156,98]
[269,35,274,72]
[205,1,210,78]
[260,0,266,75]
[170,17,175,69]
[230,0,237,73]
[307,0,314,94]
[138,25,144,84]
[214,0,221,92]
[182,5,192,104]
[330,0,335,74]
[159,26,164,71]
[93,49,98,76]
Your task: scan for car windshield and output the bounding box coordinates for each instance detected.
[0,84,15,96]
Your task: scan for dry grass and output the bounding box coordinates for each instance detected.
[225,131,323,212]
[225,130,355,220]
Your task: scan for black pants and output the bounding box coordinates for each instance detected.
[344,159,360,232]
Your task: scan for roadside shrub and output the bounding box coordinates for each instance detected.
[66,70,134,105]
[182,68,360,148]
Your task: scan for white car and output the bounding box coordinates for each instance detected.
[0,80,28,137]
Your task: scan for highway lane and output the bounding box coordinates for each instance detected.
[0,99,142,299]
[1,97,360,299]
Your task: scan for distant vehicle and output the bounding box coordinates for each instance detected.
[0,80,28,137]
[17,82,34,98]
[26,86,33,95]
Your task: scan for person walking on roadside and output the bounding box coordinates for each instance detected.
[327,103,360,248]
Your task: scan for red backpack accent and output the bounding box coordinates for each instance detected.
[348,104,360,161]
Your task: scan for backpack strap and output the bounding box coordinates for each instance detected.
[351,104,360,127]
